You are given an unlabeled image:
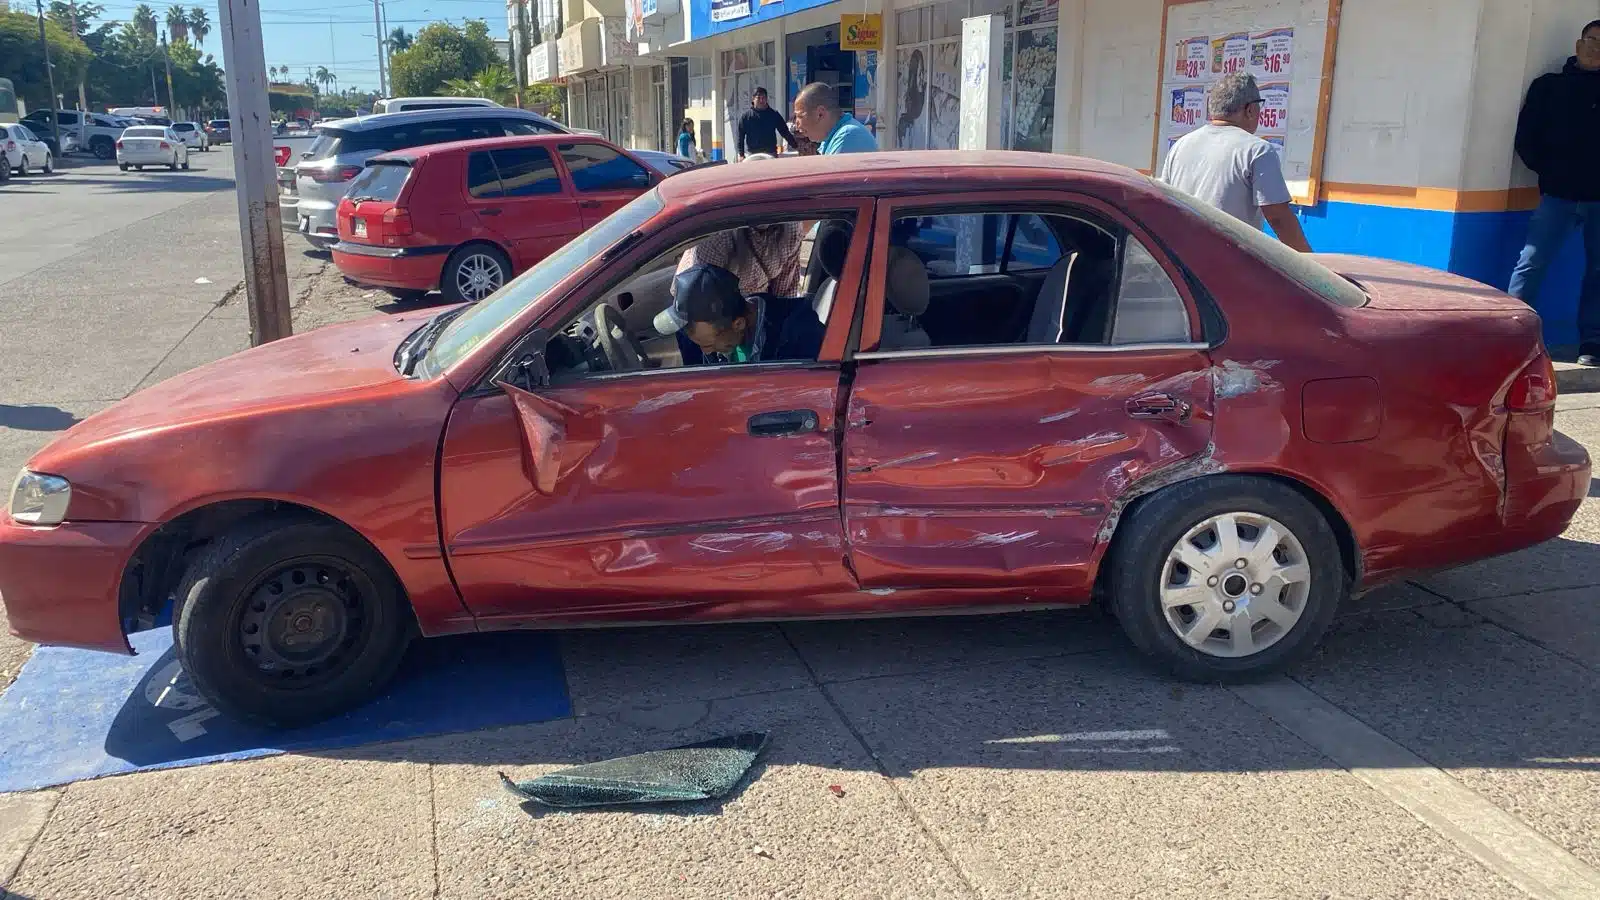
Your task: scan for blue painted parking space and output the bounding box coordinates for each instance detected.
[0,628,571,794]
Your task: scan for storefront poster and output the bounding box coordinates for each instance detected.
[1210,32,1249,77]
[1172,36,1209,82]
[1264,135,1285,155]
[1257,81,1289,134]
[1017,0,1057,27]
[1168,84,1205,133]
[897,47,929,149]
[1249,27,1293,80]
[841,14,883,51]
[710,0,751,23]
[854,50,879,135]
[928,41,959,150]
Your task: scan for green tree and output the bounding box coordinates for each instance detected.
[164,4,187,43]
[186,7,209,48]
[387,26,411,52]
[388,20,496,97]
[46,2,104,38]
[0,12,92,109]
[314,65,331,93]
[443,65,514,104]
[526,82,562,120]
[132,3,156,37]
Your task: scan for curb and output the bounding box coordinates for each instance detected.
[1551,347,1600,396]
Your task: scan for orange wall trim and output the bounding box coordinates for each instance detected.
[1320,183,1542,214]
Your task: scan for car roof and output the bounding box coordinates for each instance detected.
[372,133,615,163]
[653,150,1147,206]
[324,106,559,133]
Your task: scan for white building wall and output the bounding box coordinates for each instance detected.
[1071,0,1162,170]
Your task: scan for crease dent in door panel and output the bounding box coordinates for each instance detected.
[503,382,580,495]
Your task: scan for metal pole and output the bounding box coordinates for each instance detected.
[33,0,59,151]
[69,2,88,115]
[381,2,390,91]
[372,0,387,96]
[512,0,526,109]
[162,30,176,117]
[217,0,292,345]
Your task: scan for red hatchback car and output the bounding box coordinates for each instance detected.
[0,152,1587,727]
[331,135,659,303]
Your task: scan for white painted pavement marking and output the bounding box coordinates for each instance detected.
[984,729,1183,753]
[1232,677,1600,900]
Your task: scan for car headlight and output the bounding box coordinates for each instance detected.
[9,471,71,526]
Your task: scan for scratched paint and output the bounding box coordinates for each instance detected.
[852,450,938,474]
[1213,360,1282,399]
[1039,431,1131,468]
[1038,409,1079,424]
[631,390,706,415]
[1095,442,1227,544]
[689,532,795,554]
[1091,373,1149,390]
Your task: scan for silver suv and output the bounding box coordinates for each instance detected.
[288,107,690,249]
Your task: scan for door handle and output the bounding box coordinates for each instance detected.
[479,207,503,216]
[748,409,820,437]
[1126,392,1193,424]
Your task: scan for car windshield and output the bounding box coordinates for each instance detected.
[1149,178,1367,309]
[418,190,665,378]
[123,126,166,138]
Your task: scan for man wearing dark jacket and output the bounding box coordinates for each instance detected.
[1511,19,1600,364]
[736,87,798,159]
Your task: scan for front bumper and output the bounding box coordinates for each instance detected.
[331,241,450,290]
[0,520,147,654]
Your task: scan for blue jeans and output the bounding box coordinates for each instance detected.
[1507,196,1600,345]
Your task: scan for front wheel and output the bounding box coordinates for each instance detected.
[1106,475,1346,682]
[42,152,53,174]
[14,156,26,176]
[441,244,511,303]
[173,517,415,727]
[119,163,129,171]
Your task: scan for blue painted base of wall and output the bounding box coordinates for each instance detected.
[1292,200,1586,347]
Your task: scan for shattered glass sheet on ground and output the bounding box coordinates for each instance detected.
[499,732,770,808]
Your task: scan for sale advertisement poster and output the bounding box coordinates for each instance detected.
[1172,36,1209,82]
[1257,81,1290,135]
[1250,27,1293,80]
[1211,32,1249,77]
[1168,85,1206,133]
[1264,135,1285,155]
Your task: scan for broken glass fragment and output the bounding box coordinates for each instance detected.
[498,732,770,809]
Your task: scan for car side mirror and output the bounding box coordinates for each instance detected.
[491,327,552,392]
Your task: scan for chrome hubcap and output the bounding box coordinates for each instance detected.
[456,254,504,300]
[1159,512,1310,658]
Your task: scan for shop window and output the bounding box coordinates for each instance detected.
[876,209,1187,350]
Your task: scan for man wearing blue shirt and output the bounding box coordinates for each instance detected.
[792,83,877,155]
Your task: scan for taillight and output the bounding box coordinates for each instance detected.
[308,165,362,183]
[114,140,123,149]
[159,141,170,149]
[382,207,414,244]
[1506,351,1557,412]
[274,146,290,166]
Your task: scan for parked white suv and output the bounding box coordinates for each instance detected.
[170,122,210,152]
[369,96,501,114]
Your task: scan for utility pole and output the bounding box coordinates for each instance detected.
[512,0,526,109]
[217,0,293,345]
[371,0,387,96]
[68,2,87,113]
[161,30,176,117]
[380,2,391,92]
[33,0,59,150]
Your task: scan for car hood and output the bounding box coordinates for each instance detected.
[33,312,428,466]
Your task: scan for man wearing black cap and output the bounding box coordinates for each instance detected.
[655,264,824,366]
[736,87,798,160]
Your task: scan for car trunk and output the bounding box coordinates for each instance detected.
[338,159,418,247]
[1312,254,1531,312]
[120,133,169,155]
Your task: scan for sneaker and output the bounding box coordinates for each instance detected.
[1578,344,1600,367]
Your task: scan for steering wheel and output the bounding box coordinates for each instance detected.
[591,303,646,373]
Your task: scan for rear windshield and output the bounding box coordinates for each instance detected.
[172,123,195,131]
[209,119,229,127]
[1150,178,1367,309]
[348,162,412,202]
[303,131,346,161]
[124,126,166,137]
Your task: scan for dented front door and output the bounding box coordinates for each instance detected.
[841,351,1216,597]
[437,366,853,625]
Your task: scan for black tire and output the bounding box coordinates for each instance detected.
[91,138,115,159]
[135,165,144,171]
[440,243,511,304]
[119,163,129,171]
[1106,474,1346,682]
[0,156,9,182]
[172,516,415,728]
[14,155,26,176]
[42,152,53,175]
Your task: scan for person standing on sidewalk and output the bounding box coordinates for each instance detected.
[1510,19,1600,364]
[1158,73,1312,252]
[677,119,698,161]
[792,83,878,155]
[736,87,798,160]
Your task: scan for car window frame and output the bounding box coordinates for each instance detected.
[460,196,878,394]
[464,148,505,200]
[551,140,655,194]
[487,144,569,200]
[856,190,1208,359]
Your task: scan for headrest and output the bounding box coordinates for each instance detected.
[884,247,930,317]
[815,221,852,280]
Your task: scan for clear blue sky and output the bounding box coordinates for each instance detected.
[87,0,512,93]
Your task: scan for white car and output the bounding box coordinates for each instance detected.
[1,123,54,178]
[170,121,210,152]
[116,125,190,171]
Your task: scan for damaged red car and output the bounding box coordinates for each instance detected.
[0,152,1586,727]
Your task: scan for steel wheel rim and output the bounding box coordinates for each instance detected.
[1159,512,1310,658]
[456,253,504,300]
[235,556,376,689]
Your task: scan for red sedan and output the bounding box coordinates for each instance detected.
[330,134,658,303]
[1,152,1585,727]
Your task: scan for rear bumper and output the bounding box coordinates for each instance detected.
[331,242,449,290]
[1503,423,1589,536]
[117,150,176,164]
[0,520,146,655]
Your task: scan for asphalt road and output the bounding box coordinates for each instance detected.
[0,154,1597,898]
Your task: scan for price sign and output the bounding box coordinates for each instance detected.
[1172,37,1208,81]
[1168,85,1206,132]
[1250,28,1294,81]
[1257,82,1290,135]
[1211,33,1249,77]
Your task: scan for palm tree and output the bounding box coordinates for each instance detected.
[442,66,515,105]
[314,66,332,94]
[387,26,412,52]
[132,3,157,37]
[165,4,188,42]
[187,7,210,48]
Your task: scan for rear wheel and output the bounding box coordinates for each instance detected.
[119,163,129,171]
[91,137,114,159]
[1107,475,1346,682]
[173,516,415,727]
[14,155,26,176]
[0,156,9,182]
[441,244,511,303]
